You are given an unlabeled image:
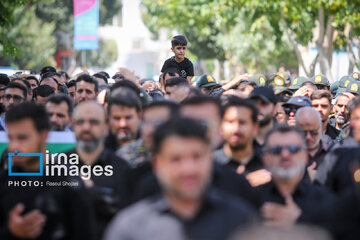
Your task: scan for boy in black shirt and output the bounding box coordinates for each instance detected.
[161,35,194,82]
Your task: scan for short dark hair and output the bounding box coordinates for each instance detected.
[40,66,56,75]
[110,80,140,95]
[59,71,70,80]
[66,80,76,88]
[223,96,258,123]
[40,77,59,90]
[93,73,108,84]
[46,93,74,117]
[75,74,99,92]
[144,100,179,117]
[108,90,142,114]
[310,90,332,105]
[6,102,50,132]
[13,78,31,90]
[171,35,188,47]
[181,96,223,118]
[165,77,188,88]
[5,82,28,99]
[347,96,360,114]
[263,124,306,148]
[26,76,39,86]
[152,117,209,154]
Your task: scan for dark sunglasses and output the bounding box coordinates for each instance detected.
[284,107,299,115]
[3,94,24,103]
[303,130,319,136]
[263,145,303,155]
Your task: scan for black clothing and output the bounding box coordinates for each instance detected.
[325,122,340,140]
[213,142,264,175]
[255,177,335,224]
[104,131,118,152]
[65,148,133,240]
[161,57,194,78]
[0,168,95,240]
[133,162,263,208]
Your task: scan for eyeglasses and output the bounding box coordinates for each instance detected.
[303,130,319,136]
[284,107,299,115]
[263,145,303,155]
[3,94,24,103]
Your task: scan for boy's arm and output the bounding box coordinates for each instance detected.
[186,76,192,83]
[160,59,170,73]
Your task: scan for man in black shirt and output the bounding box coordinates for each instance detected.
[161,35,194,82]
[0,102,94,240]
[104,118,256,240]
[258,125,334,228]
[69,101,133,240]
[213,97,271,187]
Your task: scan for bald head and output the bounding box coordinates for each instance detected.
[295,107,322,151]
[73,100,106,123]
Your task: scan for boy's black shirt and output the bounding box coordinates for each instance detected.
[161,56,194,78]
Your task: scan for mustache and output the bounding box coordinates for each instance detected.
[79,131,96,139]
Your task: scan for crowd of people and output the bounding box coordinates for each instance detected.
[0,35,360,240]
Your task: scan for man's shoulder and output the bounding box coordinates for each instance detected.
[213,148,230,165]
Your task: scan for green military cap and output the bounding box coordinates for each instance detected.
[191,76,199,86]
[288,76,310,91]
[337,75,356,96]
[311,74,330,87]
[346,81,360,95]
[267,74,286,88]
[248,74,266,86]
[352,72,360,80]
[277,72,291,86]
[196,74,219,88]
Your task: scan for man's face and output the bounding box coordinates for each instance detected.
[284,105,300,126]
[221,106,257,150]
[7,119,48,170]
[334,96,350,125]
[181,103,222,148]
[142,81,155,93]
[253,98,275,127]
[35,96,48,106]
[263,131,307,180]
[171,45,187,60]
[274,103,287,124]
[350,106,360,142]
[316,85,329,91]
[297,115,321,151]
[3,88,25,111]
[46,101,70,131]
[165,85,189,103]
[40,78,58,93]
[312,98,331,123]
[109,105,140,144]
[154,136,212,200]
[141,107,171,150]
[73,104,107,153]
[28,79,38,90]
[164,73,180,83]
[75,81,97,104]
[68,86,76,102]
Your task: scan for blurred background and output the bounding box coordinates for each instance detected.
[1,0,360,82]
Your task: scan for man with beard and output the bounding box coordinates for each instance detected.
[0,82,27,131]
[249,87,278,146]
[45,94,73,131]
[214,97,271,187]
[258,125,334,228]
[68,101,133,240]
[75,74,98,104]
[331,93,352,130]
[311,90,340,140]
[105,90,142,154]
[104,118,256,240]
[295,107,334,176]
[0,102,95,240]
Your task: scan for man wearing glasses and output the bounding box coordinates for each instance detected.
[258,125,334,229]
[295,107,335,174]
[282,96,312,126]
[0,82,27,131]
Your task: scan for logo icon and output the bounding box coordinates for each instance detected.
[350,83,359,93]
[315,75,322,83]
[274,76,284,86]
[259,77,266,85]
[352,72,359,80]
[8,150,43,176]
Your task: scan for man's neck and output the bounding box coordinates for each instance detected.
[335,121,345,130]
[166,194,202,219]
[224,142,254,165]
[76,144,104,166]
[322,120,327,134]
[308,143,321,157]
[273,174,302,197]
[256,120,273,145]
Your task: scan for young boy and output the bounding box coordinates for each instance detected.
[161,35,194,83]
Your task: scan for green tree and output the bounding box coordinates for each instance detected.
[87,38,118,69]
